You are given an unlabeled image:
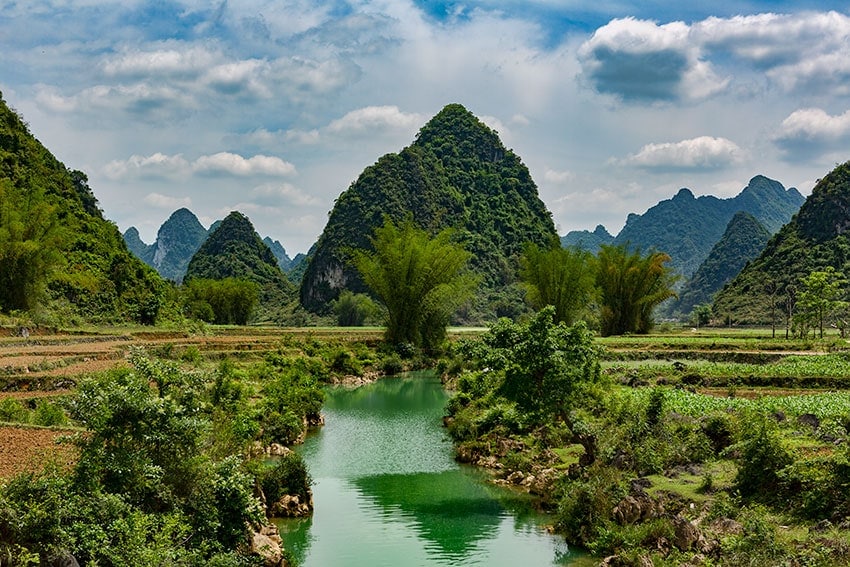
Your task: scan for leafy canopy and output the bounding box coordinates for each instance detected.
[520,241,597,325]
[351,216,478,351]
[596,243,678,336]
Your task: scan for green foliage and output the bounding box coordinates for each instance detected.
[300,103,557,320]
[259,452,313,505]
[351,216,478,350]
[125,208,209,282]
[596,244,678,336]
[491,306,601,419]
[520,241,597,325]
[258,360,325,445]
[183,277,260,325]
[676,211,771,315]
[185,211,295,320]
[733,413,793,499]
[0,398,29,423]
[796,266,847,338]
[714,161,850,325]
[330,290,378,326]
[0,94,168,323]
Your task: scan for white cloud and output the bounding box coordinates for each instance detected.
[143,192,192,209]
[252,183,321,206]
[193,152,297,177]
[326,106,426,135]
[620,136,744,170]
[774,108,850,159]
[544,168,574,184]
[103,152,296,179]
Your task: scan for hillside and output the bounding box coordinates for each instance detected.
[184,211,295,309]
[674,211,771,315]
[614,176,804,278]
[300,103,557,318]
[0,92,165,323]
[263,237,294,271]
[713,161,850,324]
[125,208,208,283]
[560,225,614,252]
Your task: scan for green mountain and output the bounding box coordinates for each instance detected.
[674,211,771,315]
[713,161,850,324]
[613,176,804,279]
[185,211,295,306]
[300,103,557,318]
[560,224,614,252]
[0,91,164,323]
[123,227,154,265]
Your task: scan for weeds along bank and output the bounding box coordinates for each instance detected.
[0,332,425,567]
[442,315,850,566]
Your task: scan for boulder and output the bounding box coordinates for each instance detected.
[251,531,284,567]
[673,515,702,551]
[270,493,313,517]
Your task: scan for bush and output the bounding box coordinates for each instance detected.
[0,398,29,423]
[733,414,793,499]
[33,400,67,427]
[260,452,312,505]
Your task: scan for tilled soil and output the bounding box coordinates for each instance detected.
[0,425,77,478]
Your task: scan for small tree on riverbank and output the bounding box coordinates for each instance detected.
[351,217,478,351]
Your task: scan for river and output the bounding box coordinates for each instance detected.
[277,371,589,566]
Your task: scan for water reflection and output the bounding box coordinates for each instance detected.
[277,373,583,566]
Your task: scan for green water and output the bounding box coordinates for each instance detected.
[277,371,586,566]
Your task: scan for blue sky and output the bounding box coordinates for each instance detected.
[3,1,850,254]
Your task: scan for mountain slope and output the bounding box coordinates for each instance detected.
[675,211,771,315]
[614,176,804,278]
[300,103,557,317]
[145,208,208,282]
[185,211,295,306]
[560,225,614,252]
[263,237,293,271]
[0,91,165,323]
[713,161,850,324]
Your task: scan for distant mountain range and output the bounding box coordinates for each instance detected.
[714,160,850,324]
[123,208,304,283]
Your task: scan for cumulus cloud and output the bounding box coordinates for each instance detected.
[103,152,296,179]
[193,152,296,176]
[252,183,321,206]
[774,108,850,159]
[619,136,744,170]
[579,11,850,103]
[578,17,728,103]
[143,192,192,209]
[326,105,426,135]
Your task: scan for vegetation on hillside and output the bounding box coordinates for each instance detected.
[0,92,167,324]
[674,211,771,316]
[300,103,557,321]
[713,161,850,327]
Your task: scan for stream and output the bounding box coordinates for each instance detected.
[277,371,588,566]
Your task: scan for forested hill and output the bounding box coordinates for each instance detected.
[184,211,295,304]
[713,161,850,324]
[300,103,557,318]
[0,92,164,323]
[560,224,614,253]
[612,176,804,278]
[124,208,208,283]
[674,211,771,315]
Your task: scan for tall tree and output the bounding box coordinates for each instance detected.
[0,180,61,311]
[520,242,596,325]
[796,267,847,338]
[351,217,478,350]
[596,244,678,336]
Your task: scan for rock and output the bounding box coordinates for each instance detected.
[812,519,833,532]
[673,515,702,551]
[798,413,820,430]
[711,517,743,536]
[270,493,313,517]
[613,496,643,525]
[48,552,80,567]
[506,471,525,485]
[251,531,284,567]
[600,555,652,567]
[266,443,291,457]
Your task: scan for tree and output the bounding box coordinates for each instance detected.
[330,290,378,326]
[0,180,62,311]
[182,277,259,325]
[351,217,478,351]
[520,242,596,325]
[490,306,600,419]
[797,267,847,338]
[596,244,678,336]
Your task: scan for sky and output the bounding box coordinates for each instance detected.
[3,1,850,255]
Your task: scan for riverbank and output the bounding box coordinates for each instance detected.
[441,320,850,566]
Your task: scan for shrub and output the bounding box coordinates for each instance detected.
[733,413,793,499]
[260,452,313,505]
